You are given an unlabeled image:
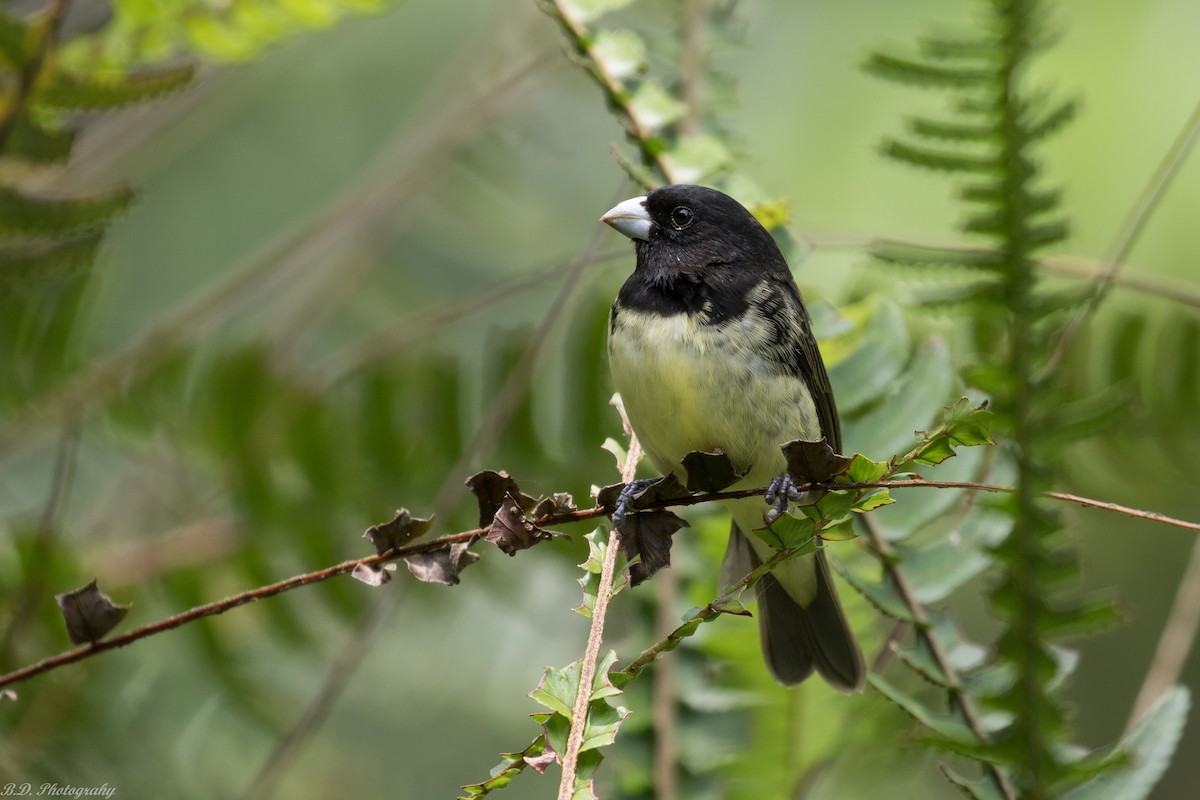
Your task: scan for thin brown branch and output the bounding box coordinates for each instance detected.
[855,514,1016,800]
[0,529,476,691]
[1044,99,1200,375]
[808,233,1200,311]
[1038,256,1200,309]
[2,475,1195,692]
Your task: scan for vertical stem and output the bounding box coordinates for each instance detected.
[558,431,643,799]
[651,567,680,800]
[996,5,1053,796]
[680,0,707,137]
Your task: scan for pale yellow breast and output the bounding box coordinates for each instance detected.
[608,307,820,491]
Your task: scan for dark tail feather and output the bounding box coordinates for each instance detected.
[725,525,866,692]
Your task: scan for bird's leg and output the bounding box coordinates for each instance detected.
[764,473,803,525]
[611,478,659,530]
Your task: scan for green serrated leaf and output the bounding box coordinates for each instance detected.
[6,118,76,163]
[530,662,582,717]
[826,297,911,413]
[575,528,617,618]
[600,436,627,470]
[865,53,995,87]
[38,64,196,110]
[919,34,996,61]
[882,140,997,173]
[628,81,684,132]
[896,609,989,685]
[947,412,996,448]
[570,748,604,799]
[908,116,996,142]
[940,765,1007,800]
[1061,687,1190,800]
[661,133,734,184]
[590,650,624,701]
[839,567,911,620]
[591,29,645,80]
[817,518,858,541]
[560,0,636,24]
[843,453,890,483]
[843,336,955,456]
[580,697,630,751]
[539,711,570,759]
[870,674,979,744]
[0,232,103,286]
[894,510,1011,603]
[853,489,894,513]
[458,737,547,799]
[812,489,856,521]
[907,398,994,467]
[757,512,814,550]
[0,186,134,235]
[913,437,956,466]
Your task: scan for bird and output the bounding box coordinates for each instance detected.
[600,184,865,691]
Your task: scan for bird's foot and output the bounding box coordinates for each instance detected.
[764,473,802,526]
[612,478,659,530]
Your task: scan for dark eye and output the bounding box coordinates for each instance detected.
[669,205,694,230]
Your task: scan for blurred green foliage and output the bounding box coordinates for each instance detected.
[1,0,1198,798]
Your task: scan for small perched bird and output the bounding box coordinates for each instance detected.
[601,184,865,691]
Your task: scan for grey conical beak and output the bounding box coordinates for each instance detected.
[600,195,652,241]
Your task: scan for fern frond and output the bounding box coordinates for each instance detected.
[6,117,75,162]
[908,116,996,143]
[0,231,103,284]
[872,240,1006,270]
[961,182,1062,215]
[865,53,994,88]
[38,63,197,110]
[882,139,996,173]
[919,34,997,61]
[1024,98,1077,143]
[0,185,134,235]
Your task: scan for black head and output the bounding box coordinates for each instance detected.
[601,184,789,280]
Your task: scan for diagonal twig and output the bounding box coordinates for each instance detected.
[1,474,1196,693]
[558,401,642,799]
[1042,99,1200,376]
[1126,535,1200,731]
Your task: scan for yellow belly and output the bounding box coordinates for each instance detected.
[608,308,820,490]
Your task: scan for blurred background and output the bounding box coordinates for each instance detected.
[1,0,1198,797]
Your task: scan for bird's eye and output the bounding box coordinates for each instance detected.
[669,205,695,230]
